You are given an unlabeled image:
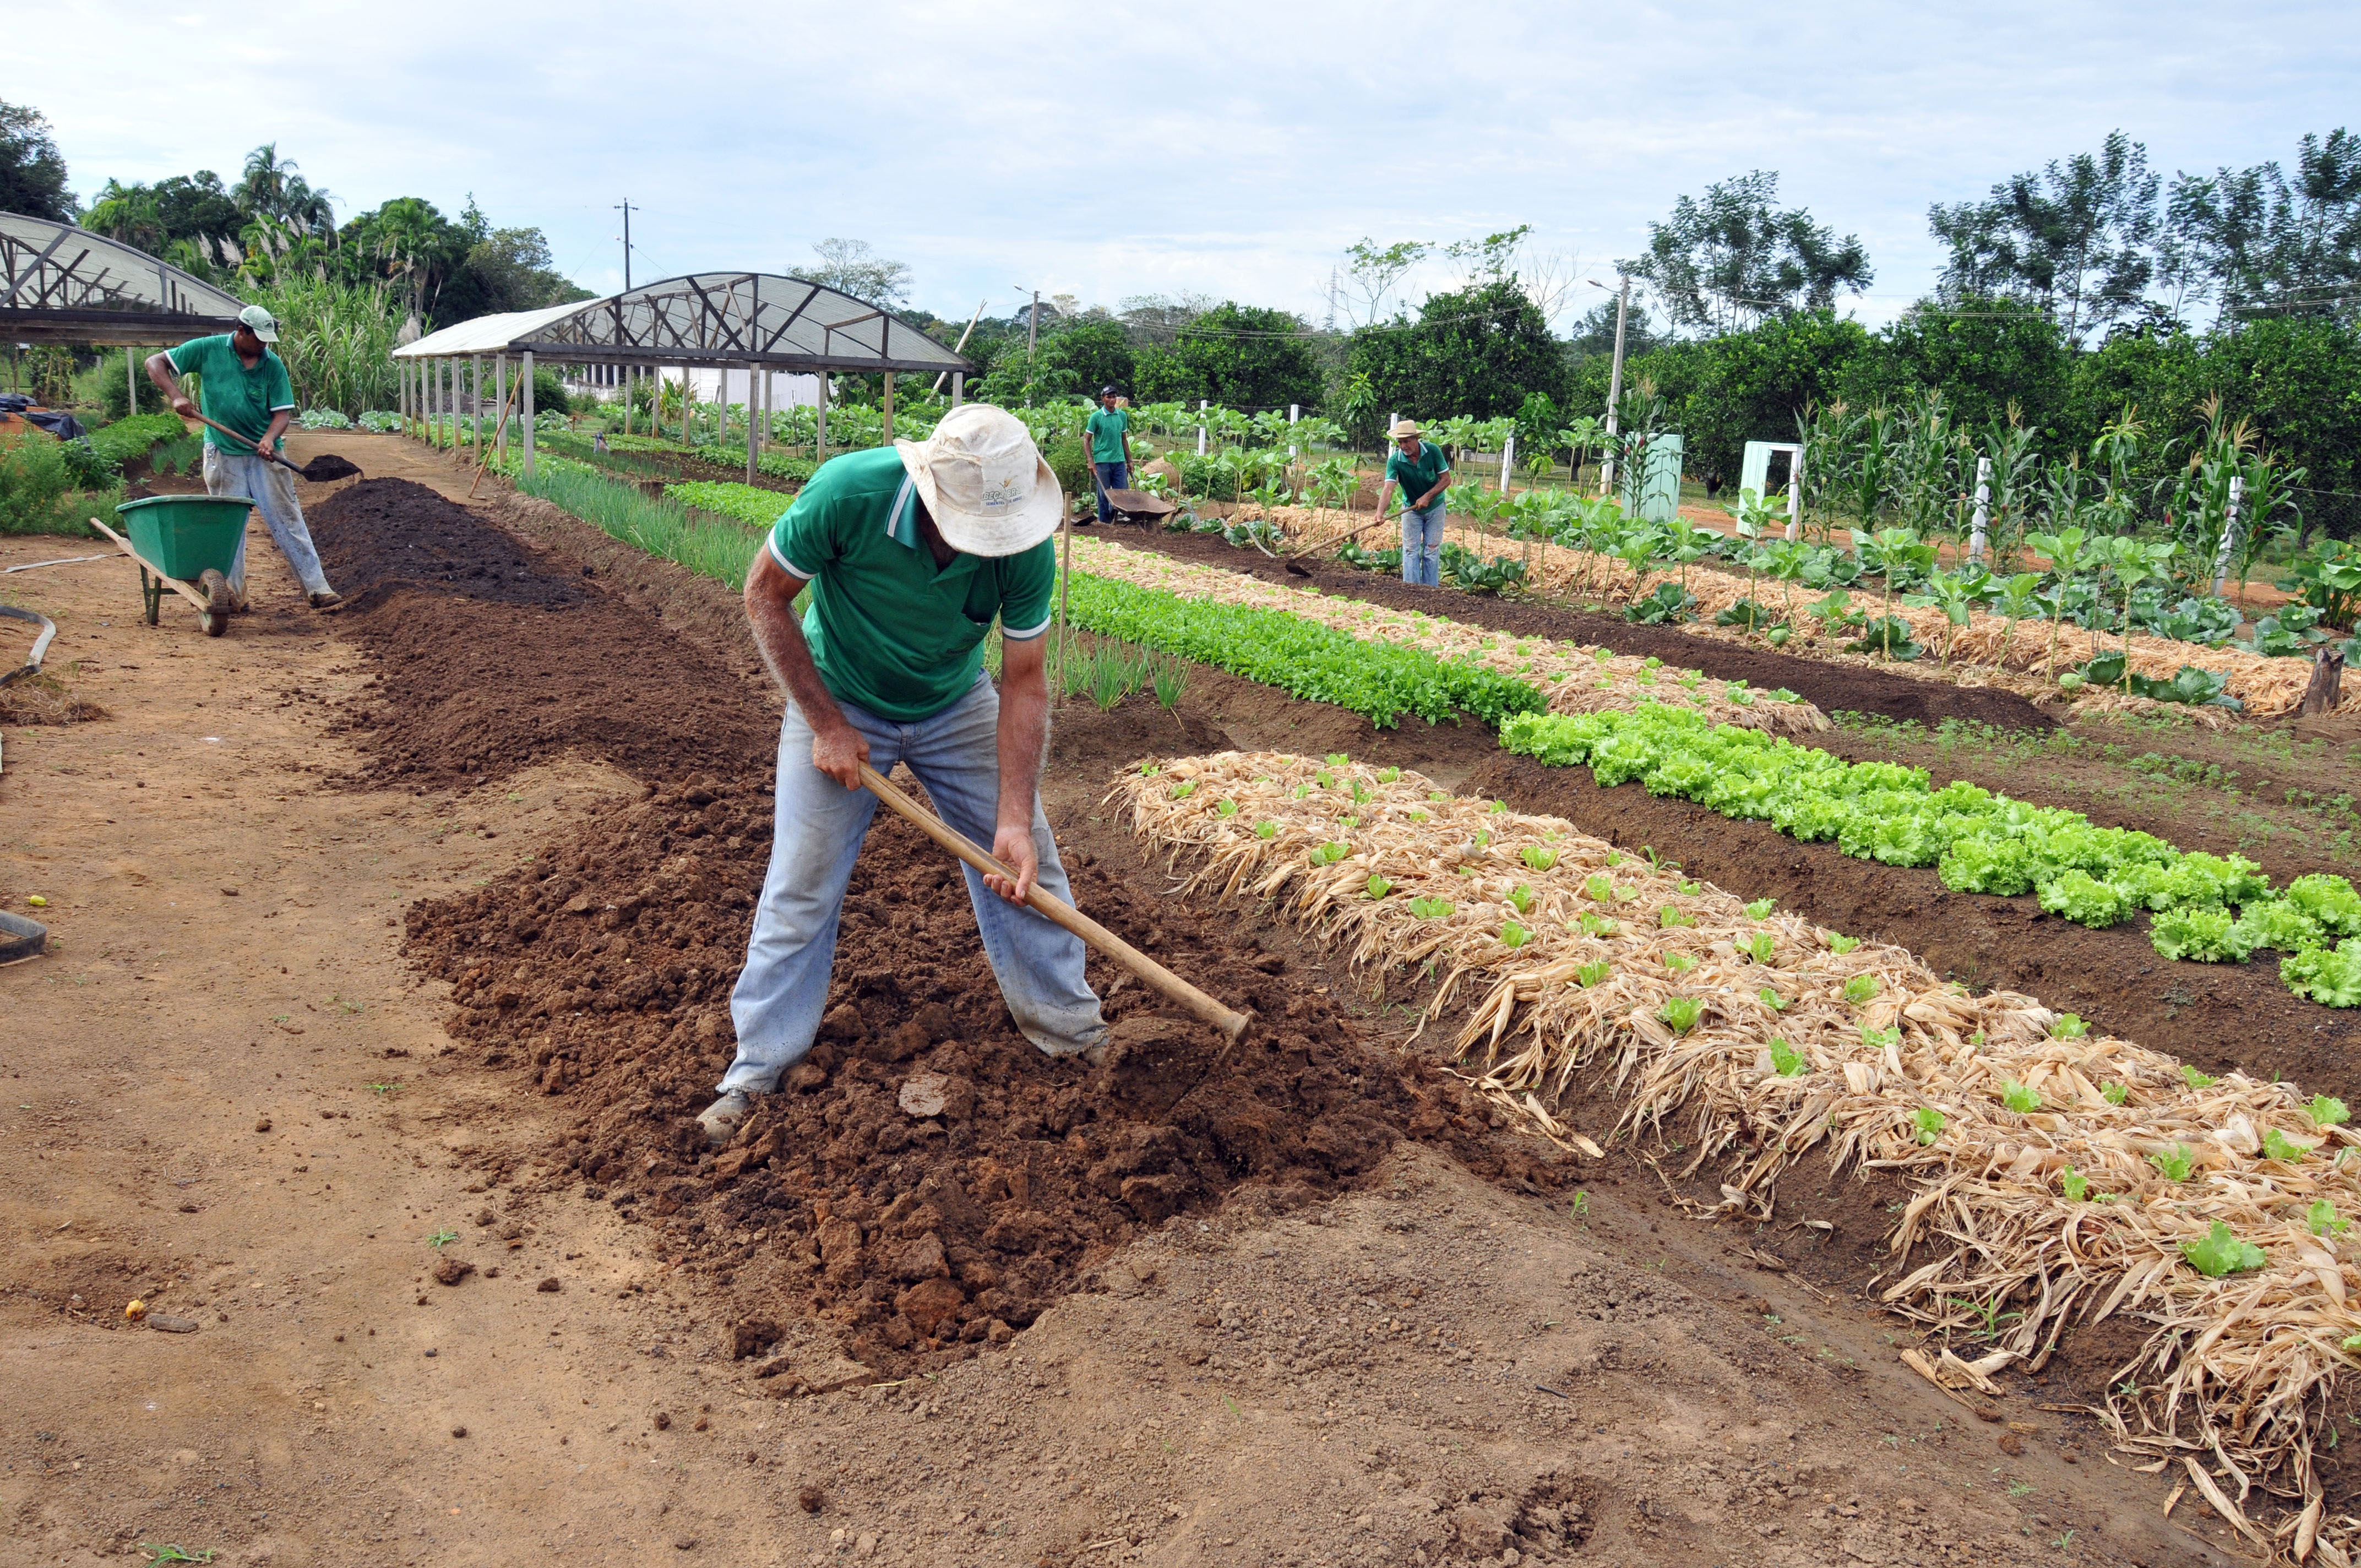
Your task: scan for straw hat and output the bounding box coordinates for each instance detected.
[894,405,1064,557]
[1388,418,1424,439]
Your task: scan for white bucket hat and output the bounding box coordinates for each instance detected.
[894,405,1064,557]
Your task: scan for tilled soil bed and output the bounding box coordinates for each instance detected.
[405,776,1562,1377]
[1113,526,2058,732]
[307,478,776,787]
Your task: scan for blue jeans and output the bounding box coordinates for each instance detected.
[1092,461,1128,522]
[721,671,1106,1092]
[1401,500,1446,586]
[203,445,334,598]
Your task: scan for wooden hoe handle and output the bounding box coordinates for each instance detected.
[183,409,303,472]
[856,762,1252,1047]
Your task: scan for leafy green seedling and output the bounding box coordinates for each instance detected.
[1758,986,1787,1012]
[2148,1144,2195,1182]
[368,1082,402,1096]
[1913,1107,1945,1146]
[2000,1080,2041,1114]
[1860,1025,1901,1050]
[1377,766,1401,783]
[138,1548,214,1566]
[2309,1096,2352,1129]
[1315,771,1335,790]
[1365,875,1393,900]
[1842,974,1879,1005]
[1664,952,1699,973]
[1661,997,1704,1034]
[2264,1128,2313,1162]
[1575,961,1612,988]
[1677,880,1702,896]
[1171,781,1196,799]
[429,1228,460,1250]
[1325,753,1348,766]
[1490,800,1509,814]
[1407,896,1454,919]
[1406,809,1428,822]
[1741,932,1776,964]
[1659,906,1694,929]
[1214,799,1238,818]
[1604,850,1624,867]
[2061,1167,2089,1202]
[1769,1039,1808,1077]
[1499,920,1530,950]
[1582,873,1613,902]
[2182,1065,2218,1090]
[1827,934,1860,955]
[1506,884,1534,915]
[1292,784,1310,800]
[1566,1191,1590,1217]
[1577,913,1621,937]
[1308,841,1351,867]
[1521,845,1558,873]
[1745,898,1776,919]
[2052,1014,2090,1038]
[2102,1082,2130,1106]
[1429,791,1449,802]
[1337,815,1360,830]
[2181,1221,2265,1277]
[1139,763,1161,776]
[1253,820,1277,840]
[2309,1198,2348,1238]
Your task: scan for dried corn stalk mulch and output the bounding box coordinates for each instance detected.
[1113,749,2361,1562]
[1227,504,2351,721]
[1069,535,1829,737]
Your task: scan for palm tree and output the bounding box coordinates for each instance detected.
[237,144,335,235]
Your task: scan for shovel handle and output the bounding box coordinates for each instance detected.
[856,762,1251,1047]
[183,409,303,472]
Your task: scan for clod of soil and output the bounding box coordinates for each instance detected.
[405,775,1565,1375]
[305,478,776,788]
[1119,529,2058,732]
[432,1257,475,1286]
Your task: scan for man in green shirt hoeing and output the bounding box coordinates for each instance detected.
[699,403,1107,1145]
[1082,385,1133,525]
[1374,418,1452,587]
[145,304,339,608]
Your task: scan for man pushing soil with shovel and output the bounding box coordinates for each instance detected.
[145,304,341,610]
[698,404,1109,1146]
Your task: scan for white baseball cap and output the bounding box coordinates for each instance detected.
[893,404,1064,557]
[237,304,280,343]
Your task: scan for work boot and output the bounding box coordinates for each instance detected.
[309,590,343,609]
[697,1088,756,1147]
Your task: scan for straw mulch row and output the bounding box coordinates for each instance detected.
[1110,749,2361,1562]
[1227,503,2349,720]
[1067,535,1830,737]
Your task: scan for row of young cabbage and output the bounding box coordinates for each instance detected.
[1502,703,2361,1006]
[1113,749,2361,1552]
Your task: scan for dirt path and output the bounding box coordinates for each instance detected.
[0,435,2239,1566]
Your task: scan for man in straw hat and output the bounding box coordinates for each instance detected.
[1373,418,1452,587]
[699,404,1106,1145]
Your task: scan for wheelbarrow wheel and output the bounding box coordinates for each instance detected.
[198,569,232,638]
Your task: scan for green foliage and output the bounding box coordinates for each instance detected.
[1842,973,1879,1005]
[662,481,790,528]
[2264,1128,2314,1163]
[2060,1166,2090,1201]
[1575,961,1612,988]
[1348,278,1569,422]
[1407,896,1454,919]
[2053,1014,2091,1038]
[2151,907,2254,963]
[1745,898,1777,918]
[2308,1096,2352,1129]
[515,463,763,590]
[1912,1106,1945,1145]
[2000,1079,2042,1114]
[0,432,116,537]
[1660,996,1704,1033]
[2148,1144,2196,1182]
[1769,1038,1808,1077]
[2180,1220,2266,1278]
[1499,919,1531,949]
[2283,940,2361,1008]
[2310,1198,2348,1238]
[1065,573,1546,729]
[1132,302,1325,410]
[1365,874,1393,900]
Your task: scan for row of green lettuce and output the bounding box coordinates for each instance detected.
[1499,703,2361,1006]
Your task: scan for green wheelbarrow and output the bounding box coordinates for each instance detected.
[89,494,252,638]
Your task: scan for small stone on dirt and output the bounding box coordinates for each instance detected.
[451,1426,467,1438]
[220,886,240,896]
[433,1258,476,1286]
[1997,1431,2024,1456]
[673,1536,697,1550]
[654,1411,671,1430]
[254,1118,271,1133]
[797,1485,825,1513]
[537,1277,562,1293]
[146,1315,200,1333]
[897,1072,948,1119]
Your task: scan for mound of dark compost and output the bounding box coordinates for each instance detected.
[405,774,1564,1376]
[306,479,776,787]
[1118,529,2057,733]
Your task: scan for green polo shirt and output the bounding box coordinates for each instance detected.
[166,334,295,453]
[1385,440,1451,508]
[767,448,1057,722]
[1084,405,1130,464]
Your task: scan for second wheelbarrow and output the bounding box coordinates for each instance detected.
[88,493,253,637]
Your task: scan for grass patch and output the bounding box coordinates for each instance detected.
[514,462,765,591]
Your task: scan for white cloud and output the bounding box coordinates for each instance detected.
[6,0,2353,326]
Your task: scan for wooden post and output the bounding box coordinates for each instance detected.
[746,363,759,484]
[495,354,508,464]
[2212,475,2245,598]
[126,346,137,419]
[2303,644,2346,718]
[521,350,535,478]
[951,372,964,408]
[1968,454,1992,564]
[883,371,895,443]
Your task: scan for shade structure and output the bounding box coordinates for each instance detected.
[0,211,249,345]
[391,274,969,374]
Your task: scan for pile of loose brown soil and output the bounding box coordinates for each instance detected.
[1117,529,2058,732]
[304,480,777,787]
[405,775,1563,1377]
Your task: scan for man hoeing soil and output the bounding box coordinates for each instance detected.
[146,304,340,609]
[699,404,1107,1145]
[1374,418,1452,587]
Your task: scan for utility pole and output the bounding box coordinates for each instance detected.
[1591,277,1631,497]
[1015,287,1041,406]
[614,200,638,291]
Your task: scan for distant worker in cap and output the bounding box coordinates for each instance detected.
[1373,418,1452,588]
[1082,384,1134,526]
[699,404,1107,1146]
[145,304,340,609]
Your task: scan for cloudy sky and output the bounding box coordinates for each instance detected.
[11,0,2355,330]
